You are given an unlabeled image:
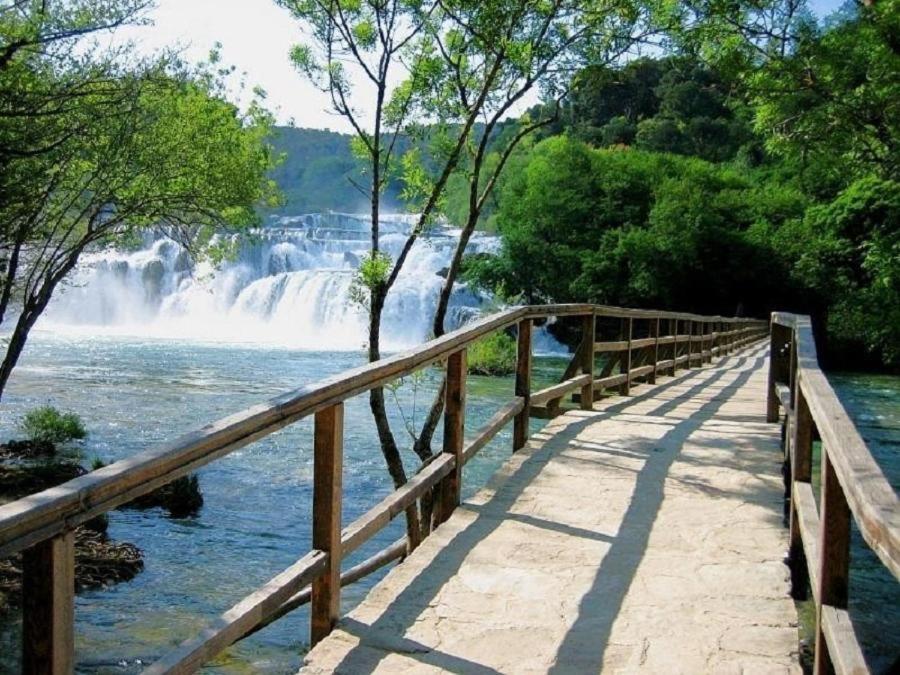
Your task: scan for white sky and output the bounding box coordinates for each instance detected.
[111,0,361,131]
[111,0,848,133]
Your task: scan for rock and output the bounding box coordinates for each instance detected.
[0,438,56,459]
[344,251,360,268]
[173,249,192,273]
[0,458,144,615]
[0,525,143,614]
[141,259,166,300]
[109,260,130,278]
[0,461,84,500]
[121,474,204,518]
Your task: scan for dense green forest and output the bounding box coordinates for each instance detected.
[453,13,899,371]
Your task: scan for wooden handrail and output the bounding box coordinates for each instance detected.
[769,312,899,675]
[0,303,766,673]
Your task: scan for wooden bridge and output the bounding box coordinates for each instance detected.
[0,305,897,674]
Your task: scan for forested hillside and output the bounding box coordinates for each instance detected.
[267,126,404,213]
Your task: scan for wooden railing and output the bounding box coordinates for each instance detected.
[0,304,767,674]
[768,313,900,675]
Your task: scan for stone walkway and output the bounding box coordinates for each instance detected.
[302,342,800,674]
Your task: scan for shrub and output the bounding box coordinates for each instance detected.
[20,407,87,445]
[468,331,517,376]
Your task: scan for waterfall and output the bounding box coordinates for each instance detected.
[43,214,495,350]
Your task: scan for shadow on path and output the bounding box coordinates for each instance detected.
[323,344,771,673]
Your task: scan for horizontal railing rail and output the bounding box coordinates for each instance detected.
[768,312,899,675]
[0,303,767,674]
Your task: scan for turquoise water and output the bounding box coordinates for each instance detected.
[0,332,564,674]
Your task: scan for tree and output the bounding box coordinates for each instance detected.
[464,136,804,317]
[281,0,649,541]
[0,1,277,399]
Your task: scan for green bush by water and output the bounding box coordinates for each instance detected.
[20,406,87,445]
[468,332,517,376]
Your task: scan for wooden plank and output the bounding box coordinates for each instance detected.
[794,481,821,599]
[814,448,851,675]
[649,317,660,384]
[340,454,455,557]
[628,365,654,380]
[775,382,793,418]
[529,405,560,419]
[594,373,628,390]
[248,538,408,638]
[594,340,629,352]
[789,385,815,599]
[513,319,532,452]
[463,398,525,464]
[144,550,327,675]
[437,350,466,525]
[820,605,868,675]
[581,313,595,409]
[768,321,791,422]
[531,374,592,407]
[22,531,74,675]
[311,403,343,646]
[629,337,657,350]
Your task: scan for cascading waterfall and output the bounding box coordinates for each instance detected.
[43,213,496,350]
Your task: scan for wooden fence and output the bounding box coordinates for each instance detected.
[769,312,900,675]
[0,304,767,674]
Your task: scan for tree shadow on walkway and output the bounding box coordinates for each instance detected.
[323,344,771,673]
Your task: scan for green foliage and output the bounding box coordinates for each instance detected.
[750,2,899,187]
[465,135,804,314]
[792,177,900,365]
[20,407,87,445]
[467,332,517,376]
[564,57,756,163]
[349,251,393,308]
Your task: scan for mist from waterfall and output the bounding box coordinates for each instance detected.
[43,214,496,350]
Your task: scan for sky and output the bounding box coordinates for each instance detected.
[111,0,849,133]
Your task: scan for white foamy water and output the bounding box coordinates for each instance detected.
[42,213,496,350]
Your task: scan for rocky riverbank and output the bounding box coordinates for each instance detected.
[0,443,145,614]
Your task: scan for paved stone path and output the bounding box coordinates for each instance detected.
[302,342,800,674]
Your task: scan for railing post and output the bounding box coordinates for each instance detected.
[686,320,694,369]
[580,313,595,409]
[699,321,706,364]
[437,349,466,524]
[620,317,633,395]
[513,318,532,451]
[22,531,75,675]
[714,321,721,359]
[649,316,660,384]
[788,383,813,599]
[814,447,851,675]
[767,321,790,423]
[705,322,712,363]
[311,402,343,647]
[670,319,678,375]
